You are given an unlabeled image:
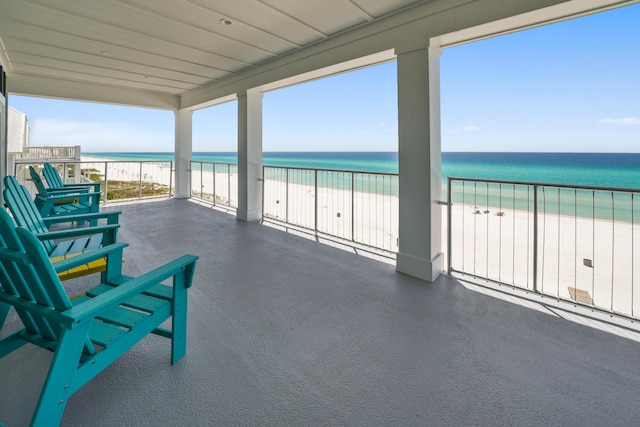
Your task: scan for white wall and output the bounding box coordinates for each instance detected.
[7,106,28,154]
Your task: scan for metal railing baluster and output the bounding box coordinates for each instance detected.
[446,176,640,322]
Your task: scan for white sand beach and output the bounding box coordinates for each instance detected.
[189,163,238,207]
[448,202,640,317]
[80,156,173,186]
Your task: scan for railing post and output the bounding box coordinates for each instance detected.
[351,172,355,242]
[212,163,216,205]
[169,161,174,198]
[227,164,231,206]
[447,177,453,274]
[198,162,202,199]
[74,146,81,184]
[103,161,108,204]
[285,168,289,224]
[139,162,143,199]
[314,169,318,232]
[261,166,265,221]
[532,184,539,292]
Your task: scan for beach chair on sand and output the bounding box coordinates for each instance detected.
[4,176,122,280]
[0,208,198,427]
[28,166,100,218]
[43,162,102,193]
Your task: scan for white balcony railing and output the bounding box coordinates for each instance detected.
[20,159,640,321]
[190,161,238,209]
[447,177,640,321]
[15,146,80,160]
[15,160,174,203]
[262,166,399,253]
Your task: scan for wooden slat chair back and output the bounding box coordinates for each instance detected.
[0,210,81,347]
[3,176,122,280]
[43,163,101,193]
[28,166,100,218]
[42,163,66,187]
[0,209,197,426]
[29,165,84,196]
[5,176,55,252]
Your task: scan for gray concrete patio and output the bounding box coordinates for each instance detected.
[1,199,640,426]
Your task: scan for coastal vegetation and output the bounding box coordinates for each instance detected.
[83,167,170,201]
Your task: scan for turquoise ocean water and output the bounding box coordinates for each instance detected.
[86,151,640,189]
[86,151,640,220]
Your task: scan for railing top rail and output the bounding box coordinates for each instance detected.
[190,161,237,166]
[264,164,399,177]
[448,176,640,194]
[190,161,398,177]
[16,160,173,165]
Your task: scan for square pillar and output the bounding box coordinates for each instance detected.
[396,45,443,282]
[174,109,193,199]
[72,145,81,184]
[237,89,263,222]
[0,69,6,208]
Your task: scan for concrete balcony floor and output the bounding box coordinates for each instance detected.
[2,199,640,426]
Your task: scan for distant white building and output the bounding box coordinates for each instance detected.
[8,106,28,151]
[7,106,29,176]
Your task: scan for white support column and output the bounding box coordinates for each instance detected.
[0,70,6,207]
[174,109,193,199]
[237,88,263,222]
[395,44,443,282]
[73,145,81,184]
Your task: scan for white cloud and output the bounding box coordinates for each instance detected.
[598,117,640,126]
[444,125,482,135]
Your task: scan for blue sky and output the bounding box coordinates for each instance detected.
[8,3,640,153]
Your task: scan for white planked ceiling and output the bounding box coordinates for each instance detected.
[0,0,425,99]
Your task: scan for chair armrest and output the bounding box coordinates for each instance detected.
[51,242,128,272]
[37,191,101,201]
[55,189,100,197]
[65,255,198,324]
[43,210,121,226]
[64,182,101,191]
[0,292,76,328]
[44,186,91,194]
[36,224,120,241]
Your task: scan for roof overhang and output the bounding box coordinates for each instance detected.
[1,0,637,111]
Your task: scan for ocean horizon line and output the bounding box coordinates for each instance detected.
[85,150,640,154]
[81,151,640,190]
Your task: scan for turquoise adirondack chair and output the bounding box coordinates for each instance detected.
[28,166,100,218]
[4,176,122,280]
[0,208,198,427]
[43,162,101,193]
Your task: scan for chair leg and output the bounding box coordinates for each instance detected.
[89,198,98,226]
[31,324,89,427]
[0,302,9,330]
[171,271,188,365]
